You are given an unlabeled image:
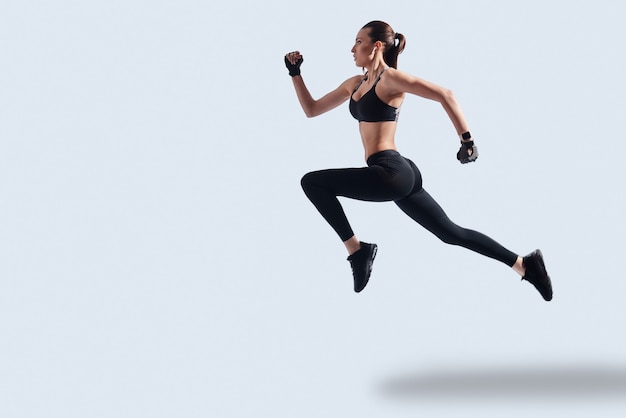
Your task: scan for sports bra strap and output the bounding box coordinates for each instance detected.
[352,77,366,94]
[373,67,388,84]
[352,67,389,93]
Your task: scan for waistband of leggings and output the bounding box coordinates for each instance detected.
[366,149,402,165]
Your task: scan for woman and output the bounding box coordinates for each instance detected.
[284,20,552,300]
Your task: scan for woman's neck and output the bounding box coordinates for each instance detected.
[365,58,389,79]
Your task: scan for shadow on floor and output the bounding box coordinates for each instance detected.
[379,365,626,401]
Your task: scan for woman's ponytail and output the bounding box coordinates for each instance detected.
[362,20,406,69]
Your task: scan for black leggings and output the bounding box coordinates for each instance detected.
[300,150,518,267]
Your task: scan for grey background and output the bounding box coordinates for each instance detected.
[2,0,625,417]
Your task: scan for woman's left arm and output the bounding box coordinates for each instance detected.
[385,69,469,138]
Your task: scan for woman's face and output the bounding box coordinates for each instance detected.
[351,28,375,67]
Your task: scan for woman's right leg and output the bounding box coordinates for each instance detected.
[301,165,406,292]
[300,168,361,243]
[300,163,413,245]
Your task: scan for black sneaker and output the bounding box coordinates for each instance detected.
[347,242,378,293]
[522,249,553,301]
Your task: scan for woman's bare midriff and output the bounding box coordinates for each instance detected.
[359,121,399,160]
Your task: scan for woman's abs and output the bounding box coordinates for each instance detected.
[359,121,398,159]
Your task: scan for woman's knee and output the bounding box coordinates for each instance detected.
[300,171,317,192]
[434,225,467,246]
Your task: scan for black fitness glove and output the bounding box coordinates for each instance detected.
[284,54,303,77]
[457,140,479,164]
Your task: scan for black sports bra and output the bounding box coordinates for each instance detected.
[349,70,400,123]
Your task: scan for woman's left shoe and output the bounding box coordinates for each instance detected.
[522,249,553,301]
[347,242,378,293]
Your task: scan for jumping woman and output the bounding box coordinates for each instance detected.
[284,20,553,300]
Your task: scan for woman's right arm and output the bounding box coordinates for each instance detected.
[285,51,359,118]
[291,75,359,118]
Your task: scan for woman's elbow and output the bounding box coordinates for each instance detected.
[441,88,456,103]
[303,105,320,118]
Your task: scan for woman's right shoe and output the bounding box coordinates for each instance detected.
[521,249,553,301]
[347,242,378,293]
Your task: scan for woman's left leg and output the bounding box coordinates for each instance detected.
[395,187,519,267]
[394,157,553,300]
[394,156,518,266]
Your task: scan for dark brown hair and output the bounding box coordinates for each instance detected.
[361,20,406,69]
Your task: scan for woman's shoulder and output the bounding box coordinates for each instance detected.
[345,74,366,85]
[339,74,367,93]
[379,67,418,91]
[381,67,411,80]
